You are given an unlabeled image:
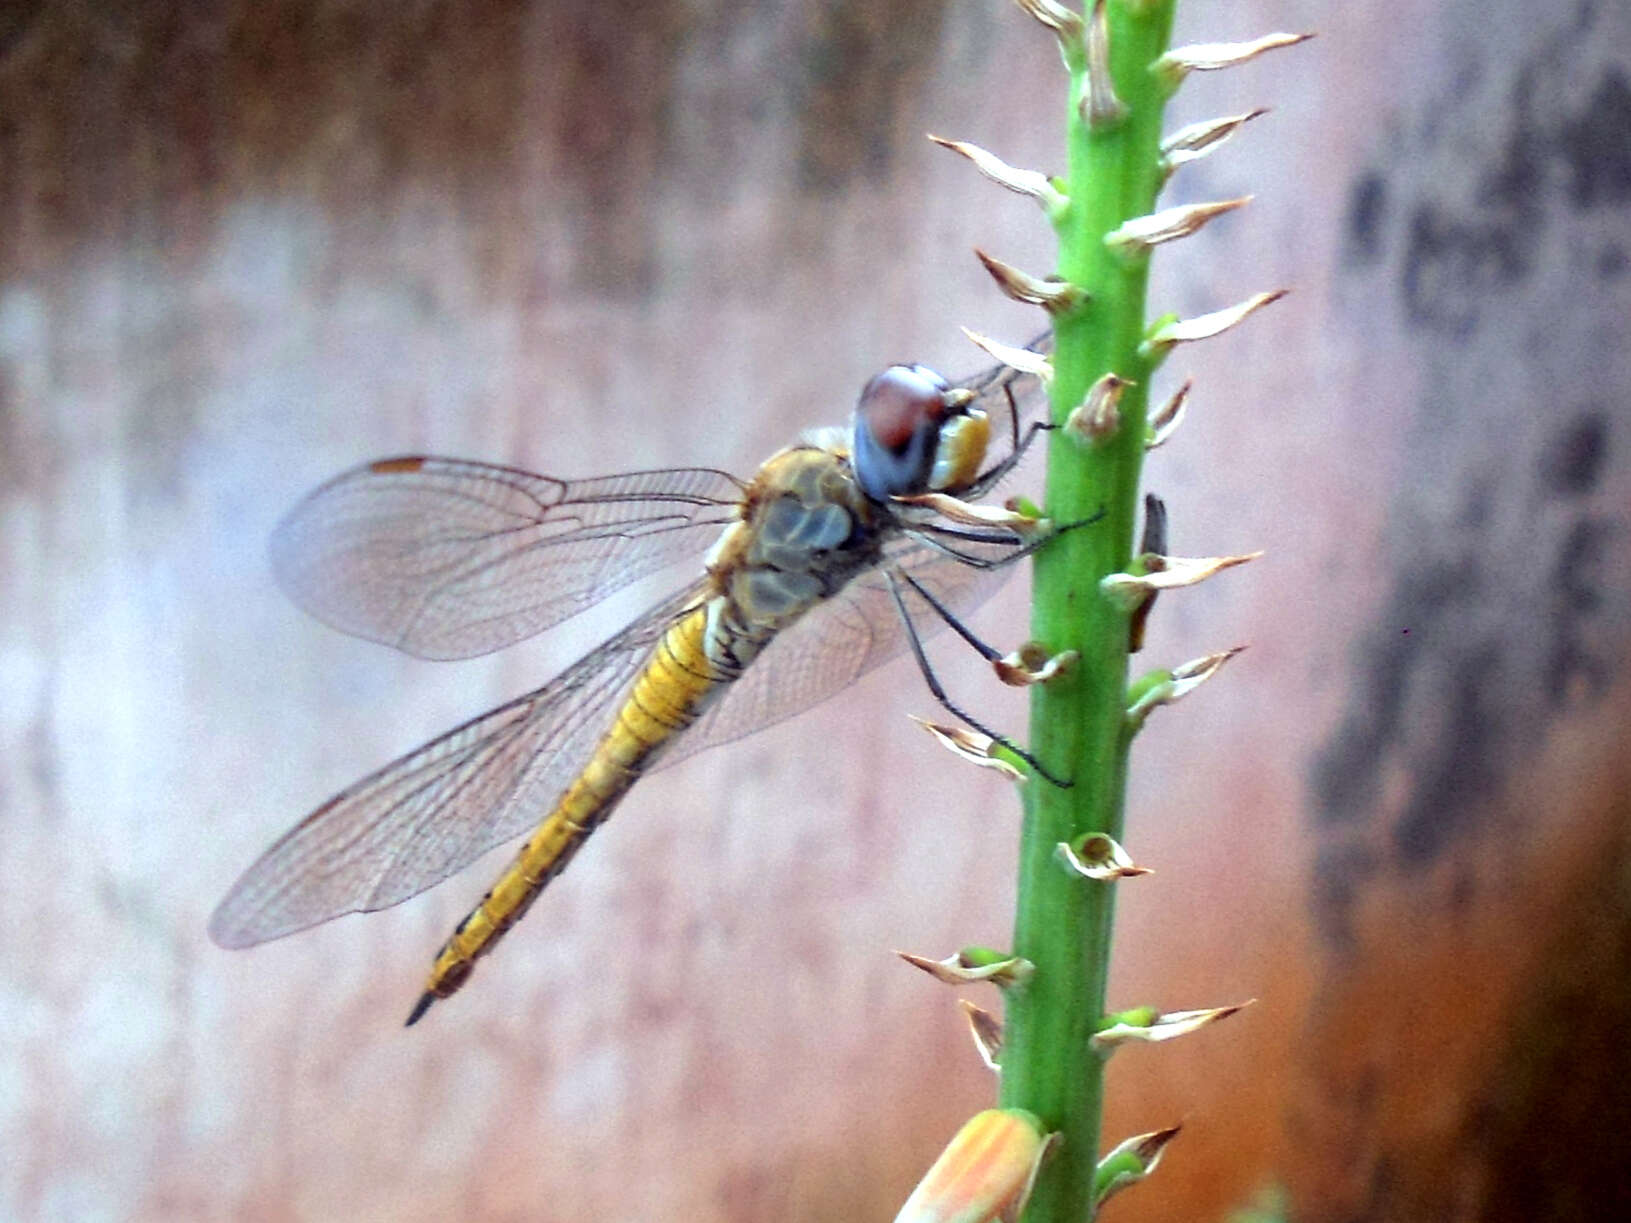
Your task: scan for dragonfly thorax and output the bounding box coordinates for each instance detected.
[701,444,885,670]
[851,364,990,502]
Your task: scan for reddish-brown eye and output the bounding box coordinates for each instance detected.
[852,363,956,501]
[857,366,949,452]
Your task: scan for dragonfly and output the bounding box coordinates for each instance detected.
[209,336,1068,1025]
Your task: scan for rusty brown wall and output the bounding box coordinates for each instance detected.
[3,2,1629,1221]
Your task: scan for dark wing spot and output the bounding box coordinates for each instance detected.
[369,456,428,474]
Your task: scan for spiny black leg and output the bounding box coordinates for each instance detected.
[911,521,1030,548]
[896,568,1003,663]
[905,532,1012,570]
[906,505,1104,571]
[885,569,1072,788]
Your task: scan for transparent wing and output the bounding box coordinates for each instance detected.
[654,533,1020,773]
[270,457,744,660]
[213,537,1024,947]
[267,339,1045,663]
[209,581,711,948]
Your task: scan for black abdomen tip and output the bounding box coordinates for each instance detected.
[404,991,437,1027]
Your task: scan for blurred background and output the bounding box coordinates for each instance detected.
[3,1,1629,1220]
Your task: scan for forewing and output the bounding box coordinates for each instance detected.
[209,582,710,948]
[270,457,743,660]
[653,535,1018,772]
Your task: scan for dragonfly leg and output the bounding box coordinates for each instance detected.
[895,567,1003,664]
[906,506,1104,571]
[968,418,1056,497]
[885,569,1072,788]
[912,521,1031,549]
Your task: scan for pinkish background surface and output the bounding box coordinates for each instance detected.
[4,2,1629,1220]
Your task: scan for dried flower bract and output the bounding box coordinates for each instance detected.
[928,136,1067,214]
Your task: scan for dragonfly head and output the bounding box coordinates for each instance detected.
[852,364,990,502]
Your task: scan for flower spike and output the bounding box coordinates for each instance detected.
[938,0,1299,1213]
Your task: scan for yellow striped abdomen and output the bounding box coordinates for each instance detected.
[407,603,727,1023]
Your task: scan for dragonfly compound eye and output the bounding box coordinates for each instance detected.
[852,363,958,501]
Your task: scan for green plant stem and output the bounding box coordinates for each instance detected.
[997,4,1177,1220]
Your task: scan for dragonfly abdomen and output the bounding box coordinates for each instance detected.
[409,602,733,1023]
